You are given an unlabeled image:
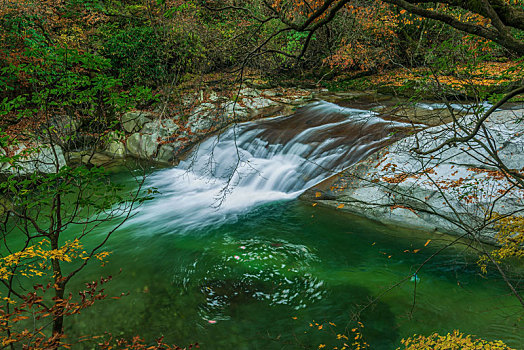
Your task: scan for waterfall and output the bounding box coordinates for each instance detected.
[129,101,413,233]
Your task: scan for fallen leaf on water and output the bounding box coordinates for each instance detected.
[337,204,345,209]
[312,203,317,207]
[424,239,431,246]
[315,192,322,198]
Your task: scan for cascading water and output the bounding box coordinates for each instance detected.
[129,101,414,232]
[70,101,523,349]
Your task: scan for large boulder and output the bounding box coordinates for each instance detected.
[126,133,159,159]
[106,141,126,158]
[141,119,179,138]
[305,108,524,242]
[187,104,219,133]
[1,144,67,175]
[155,142,183,164]
[122,111,153,133]
[101,131,126,158]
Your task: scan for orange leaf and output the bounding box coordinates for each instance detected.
[424,239,431,247]
[315,192,322,198]
[337,204,345,209]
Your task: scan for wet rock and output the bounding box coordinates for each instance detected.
[155,142,183,164]
[81,152,115,167]
[308,108,524,243]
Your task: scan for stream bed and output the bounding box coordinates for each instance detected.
[68,193,523,349]
[65,102,522,349]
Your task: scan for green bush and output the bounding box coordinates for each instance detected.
[103,25,204,87]
[104,26,167,86]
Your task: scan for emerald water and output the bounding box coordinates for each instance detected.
[68,193,523,349]
[4,102,523,348]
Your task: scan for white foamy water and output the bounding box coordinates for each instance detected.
[128,101,413,233]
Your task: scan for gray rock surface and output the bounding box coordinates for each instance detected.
[126,133,159,159]
[106,141,126,158]
[1,144,67,175]
[187,108,218,133]
[155,142,183,164]
[305,108,524,242]
[242,96,276,110]
[122,111,153,133]
[141,119,179,137]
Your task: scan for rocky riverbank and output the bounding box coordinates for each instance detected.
[79,87,317,167]
[3,85,522,244]
[302,107,524,243]
[1,86,317,173]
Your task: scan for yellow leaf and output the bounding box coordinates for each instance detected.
[312,203,317,207]
[424,239,431,247]
[315,192,322,198]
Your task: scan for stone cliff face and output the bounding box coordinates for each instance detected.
[303,108,524,243]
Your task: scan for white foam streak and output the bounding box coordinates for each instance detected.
[128,101,407,233]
